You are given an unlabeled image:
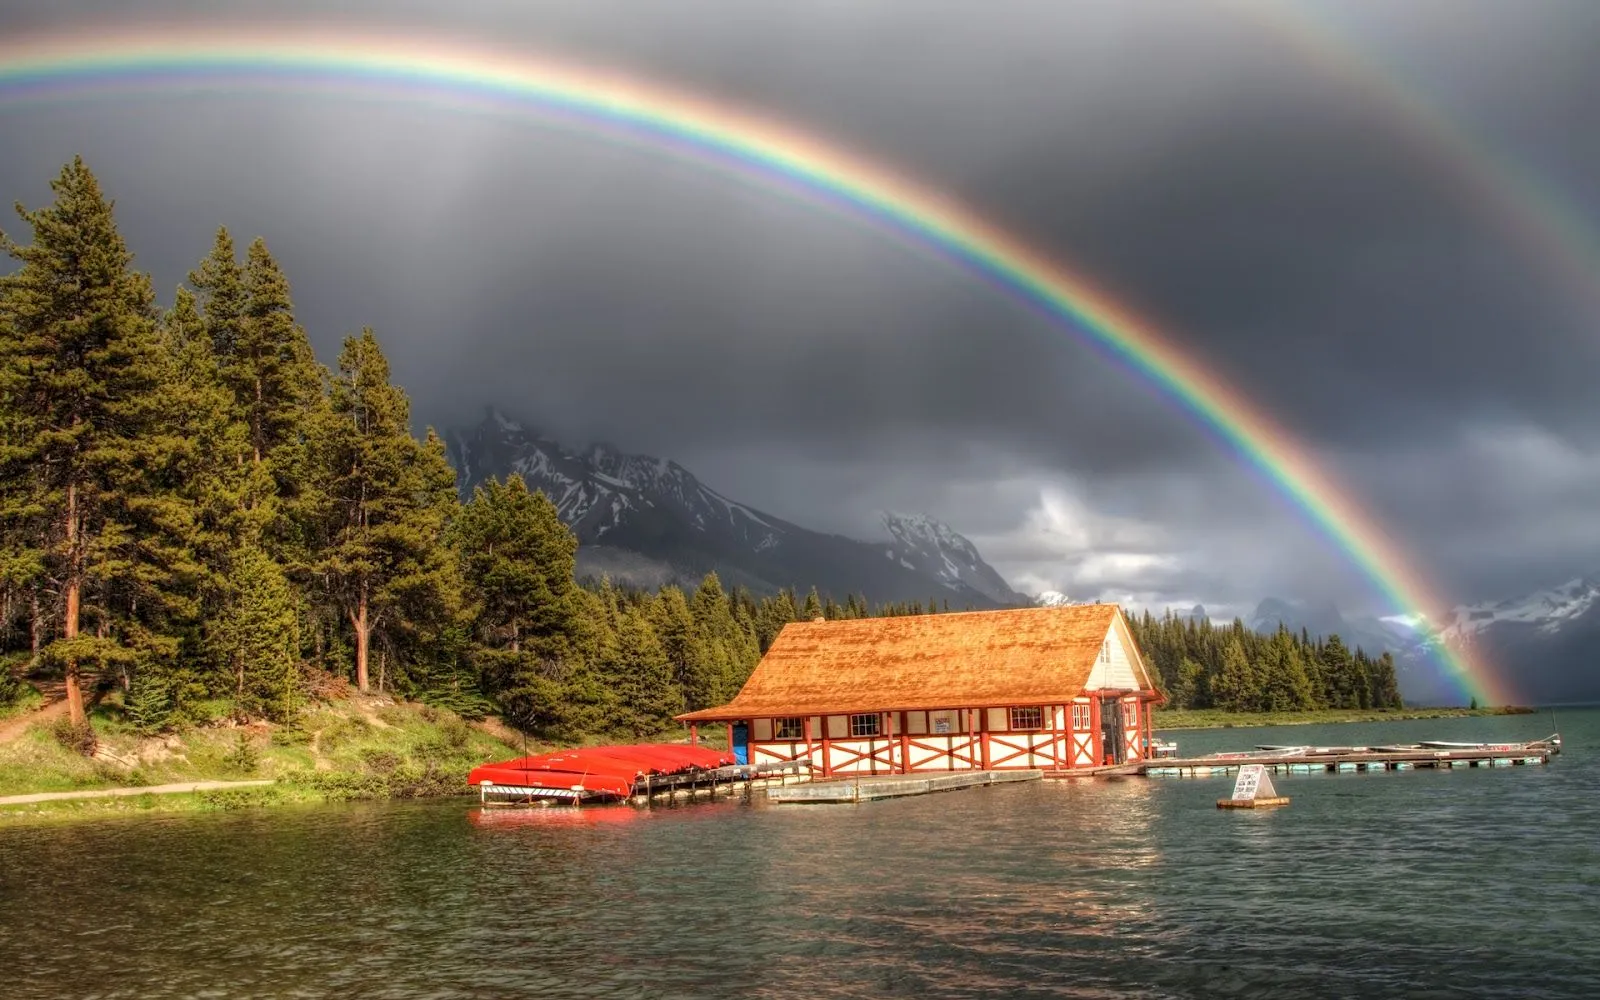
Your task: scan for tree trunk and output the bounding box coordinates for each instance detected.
[378,651,385,694]
[29,587,41,670]
[63,481,86,728]
[351,587,370,693]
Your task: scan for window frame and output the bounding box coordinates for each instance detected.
[1071,703,1091,731]
[848,713,882,738]
[772,717,804,740]
[1008,705,1044,731]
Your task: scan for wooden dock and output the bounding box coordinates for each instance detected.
[1132,744,1555,778]
[764,769,1041,804]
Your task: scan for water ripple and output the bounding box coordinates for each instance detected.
[2,711,1597,999]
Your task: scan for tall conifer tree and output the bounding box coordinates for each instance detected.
[0,158,169,726]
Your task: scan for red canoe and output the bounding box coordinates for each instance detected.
[469,743,736,800]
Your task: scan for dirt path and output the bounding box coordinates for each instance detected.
[0,779,276,806]
[0,687,69,744]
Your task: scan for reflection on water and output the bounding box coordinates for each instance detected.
[467,805,652,828]
[1,710,1597,999]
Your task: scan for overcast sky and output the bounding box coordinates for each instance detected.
[2,0,1597,619]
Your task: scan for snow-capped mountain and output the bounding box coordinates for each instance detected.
[878,511,1026,606]
[1033,590,1075,608]
[1439,577,1600,642]
[449,408,1029,608]
[1249,582,1600,706]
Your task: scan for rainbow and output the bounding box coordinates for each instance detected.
[0,26,1509,705]
[1234,0,1600,327]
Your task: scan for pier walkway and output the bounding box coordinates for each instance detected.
[1111,743,1556,778]
[765,769,1040,803]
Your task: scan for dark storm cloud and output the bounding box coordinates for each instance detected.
[2,0,1598,612]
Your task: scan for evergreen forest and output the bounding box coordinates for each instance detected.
[0,159,1398,748]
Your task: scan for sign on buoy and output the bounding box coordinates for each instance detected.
[1218,763,1290,809]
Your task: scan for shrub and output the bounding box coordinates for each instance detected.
[51,718,97,756]
[198,786,283,810]
[360,748,402,774]
[0,667,22,708]
[223,733,261,775]
[269,725,311,747]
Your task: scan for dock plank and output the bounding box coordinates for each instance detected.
[765,769,1041,803]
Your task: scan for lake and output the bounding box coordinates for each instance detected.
[2,710,1596,999]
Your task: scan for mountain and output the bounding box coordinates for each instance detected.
[1033,590,1075,607]
[1248,597,1457,704]
[1429,577,1600,705]
[1250,582,1600,706]
[448,409,1031,608]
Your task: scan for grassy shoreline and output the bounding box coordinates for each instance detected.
[0,692,528,822]
[1153,705,1536,732]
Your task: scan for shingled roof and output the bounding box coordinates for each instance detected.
[678,603,1146,722]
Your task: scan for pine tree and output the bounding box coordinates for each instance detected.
[1212,637,1256,711]
[801,587,822,620]
[0,158,171,726]
[652,585,710,709]
[453,475,582,661]
[214,546,300,721]
[311,329,455,692]
[609,605,683,736]
[237,238,323,469]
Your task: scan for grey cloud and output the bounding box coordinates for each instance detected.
[2,0,1598,617]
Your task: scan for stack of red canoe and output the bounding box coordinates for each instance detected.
[468,743,736,799]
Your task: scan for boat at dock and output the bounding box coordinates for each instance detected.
[469,743,738,804]
[469,742,812,805]
[1418,737,1561,754]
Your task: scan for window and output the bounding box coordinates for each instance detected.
[1100,639,1111,664]
[1123,702,1138,727]
[773,717,804,740]
[1071,703,1090,731]
[849,713,881,737]
[1009,706,1043,730]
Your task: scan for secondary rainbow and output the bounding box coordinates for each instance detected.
[1232,0,1600,329]
[0,26,1507,705]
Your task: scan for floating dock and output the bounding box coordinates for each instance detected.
[1135,737,1559,779]
[764,769,1041,804]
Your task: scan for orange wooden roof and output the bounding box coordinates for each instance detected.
[679,603,1142,722]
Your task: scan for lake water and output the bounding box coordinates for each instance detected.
[2,710,1597,999]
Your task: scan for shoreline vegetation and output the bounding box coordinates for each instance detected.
[1154,705,1535,731]
[0,691,530,821]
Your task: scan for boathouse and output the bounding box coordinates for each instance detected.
[676,603,1163,776]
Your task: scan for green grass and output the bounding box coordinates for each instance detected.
[0,685,44,721]
[0,695,528,809]
[1153,705,1535,731]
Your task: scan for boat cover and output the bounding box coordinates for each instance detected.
[469,743,736,799]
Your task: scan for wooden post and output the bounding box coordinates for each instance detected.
[820,717,833,778]
[689,723,699,746]
[1049,704,1061,772]
[899,711,911,774]
[1090,699,1103,766]
[803,716,815,773]
[980,709,991,770]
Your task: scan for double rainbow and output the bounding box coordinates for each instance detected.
[0,26,1507,705]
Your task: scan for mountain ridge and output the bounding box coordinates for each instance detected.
[448,408,1031,608]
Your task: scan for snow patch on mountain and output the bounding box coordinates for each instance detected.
[1033,590,1074,607]
[877,510,1029,605]
[1440,577,1600,640]
[448,408,1027,608]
